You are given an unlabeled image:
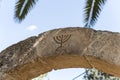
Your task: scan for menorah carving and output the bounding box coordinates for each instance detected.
[53,34,71,47]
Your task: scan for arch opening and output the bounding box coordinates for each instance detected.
[6,55,120,80]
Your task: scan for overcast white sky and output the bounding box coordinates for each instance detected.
[0,0,120,80]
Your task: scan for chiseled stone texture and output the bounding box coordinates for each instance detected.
[0,27,120,80]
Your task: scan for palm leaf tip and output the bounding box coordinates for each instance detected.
[14,0,38,22]
[84,0,107,28]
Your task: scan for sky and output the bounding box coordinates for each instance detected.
[0,0,120,80]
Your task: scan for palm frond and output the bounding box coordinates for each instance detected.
[84,0,107,28]
[14,0,38,22]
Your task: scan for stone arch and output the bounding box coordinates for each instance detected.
[0,27,120,80]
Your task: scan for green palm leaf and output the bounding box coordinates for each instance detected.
[84,0,107,28]
[14,0,38,22]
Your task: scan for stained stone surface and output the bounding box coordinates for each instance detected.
[0,27,120,80]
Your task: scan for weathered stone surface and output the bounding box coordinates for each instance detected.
[0,27,120,80]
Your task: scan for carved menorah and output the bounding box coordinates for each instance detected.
[53,34,71,47]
